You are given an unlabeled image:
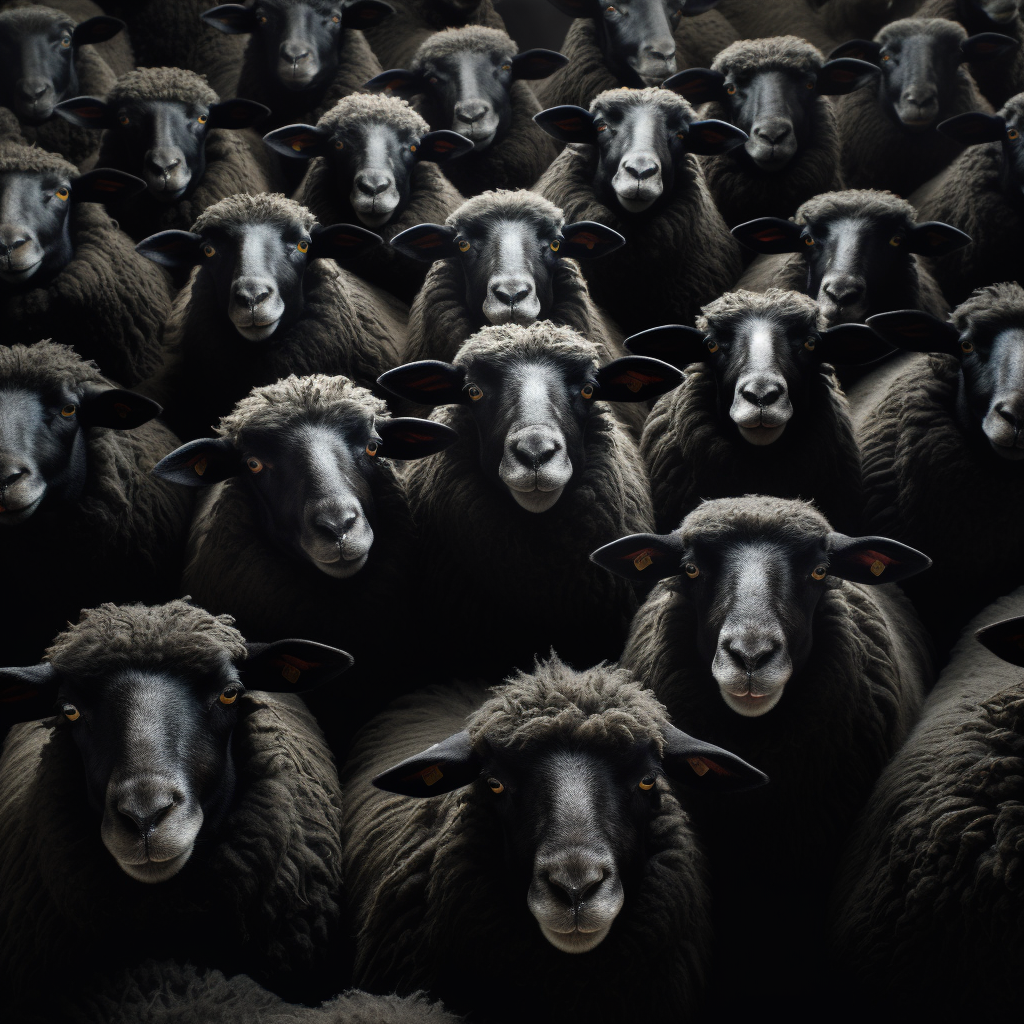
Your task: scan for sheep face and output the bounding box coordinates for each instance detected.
[592,497,932,717]
[0,8,124,125]
[937,100,1024,198]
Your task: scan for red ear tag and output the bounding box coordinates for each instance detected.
[402,763,444,785]
[613,370,662,393]
[409,373,454,391]
[414,232,445,249]
[554,117,583,130]
[433,139,455,151]
[755,228,787,243]
[393,430,435,443]
[93,179,121,192]
[689,756,733,777]
[270,653,323,685]
[854,549,895,575]
[568,231,599,250]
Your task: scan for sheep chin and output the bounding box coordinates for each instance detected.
[537,922,611,954]
[736,423,787,446]
[0,260,42,284]
[615,193,658,214]
[719,686,786,718]
[311,550,370,579]
[232,319,282,343]
[0,490,46,524]
[506,484,565,513]
[986,437,1024,461]
[114,843,195,884]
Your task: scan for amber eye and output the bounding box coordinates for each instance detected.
[811,564,827,580]
[804,338,816,352]
[1009,128,1020,140]
[258,14,267,24]
[332,14,340,22]
[55,187,69,201]
[203,244,216,257]
[62,703,80,721]
[60,34,71,49]
[334,139,344,150]
[805,80,814,89]
[219,687,239,705]
[118,114,129,126]
[429,76,439,85]
[961,340,975,354]
[684,563,699,578]
[606,5,616,11]
[61,403,76,417]
[726,83,737,95]
[889,235,902,247]
[597,124,608,132]
[488,777,505,793]
[410,143,417,152]
[803,236,814,246]
[297,240,309,254]
[467,384,483,401]
[550,238,560,252]
[197,114,208,124]
[246,457,263,473]
[458,239,471,252]
[881,53,890,61]
[365,440,379,456]
[639,774,656,791]
[501,63,511,72]
[581,383,595,399]
[706,338,719,354]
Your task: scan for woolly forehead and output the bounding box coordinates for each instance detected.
[260,0,344,15]
[0,341,106,396]
[952,282,1024,342]
[711,35,825,80]
[454,329,600,379]
[316,93,429,138]
[0,8,75,35]
[589,86,699,128]
[678,496,832,552]
[192,193,317,238]
[795,190,917,232]
[412,26,517,71]
[0,141,77,180]
[878,17,969,49]
[108,68,220,108]
[697,290,824,336]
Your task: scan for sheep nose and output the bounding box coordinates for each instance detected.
[17,78,49,101]
[0,231,30,256]
[624,157,659,181]
[753,121,792,145]
[996,402,1024,433]
[117,791,177,837]
[146,151,182,175]
[356,173,391,197]
[280,41,311,64]
[233,280,273,309]
[823,277,864,307]
[723,636,778,675]
[455,101,488,124]
[643,46,676,62]
[0,459,29,489]
[741,382,784,408]
[314,509,358,540]
[512,431,560,470]
[901,88,938,113]
[544,856,608,911]
[492,279,532,306]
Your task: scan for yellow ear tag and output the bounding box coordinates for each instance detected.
[280,663,301,684]
[194,457,207,476]
[687,757,709,777]
[870,559,886,576]
[634,551,653,571]
[420,764,443,785]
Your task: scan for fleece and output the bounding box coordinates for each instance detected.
[714,0,839,51]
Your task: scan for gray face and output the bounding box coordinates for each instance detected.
[343,121,419,227]
[0,170,75,285]
[876,28,964,130]
[965,326,1024,459]
[0,10,76,124]
[723,69,815,171]
[598,1,680,87]
[256,0,344,92]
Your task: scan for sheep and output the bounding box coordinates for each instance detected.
[0,2,127,166]
[377,321,683,676]
[265,92,471,303]
[732,189,968,330]
[533,87,747,334]
[906,93,1024,304]
[855,283,1024,650]
[135,192,409,441]
[55,67,280,244]
[830,587,1024,1017]
[712,0,840,52]
[623,288,893,535]
[822,0,927,41]
[534,0,738,110]
[919,0,1024,106]
[365,26,565,196]
[0,341,193,734]
[592,494,933,1014]
[829,17,1013,196]
[0,137,174,386]
[663,37,877,226]
[0,599,354,1012]
[343,656,767,1022]
[152,373,458,747]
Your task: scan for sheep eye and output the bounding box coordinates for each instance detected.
[1009,128,1020,140]
[684,563,699,578]
[805,80,814,89]
[246,457,263,473]
[888,235,902,247]
[811,564,828,580]
[197,114,208,124]
[596,123,608,132]
[606,5,616,12]
[332,14,340,22]
[203,244,216,257]
[60,35,71,49]
[961,340,975,354]
[62,703,80,721]
[581,383,595,399]
[804,338,816,352]
[60,403,76,417]
[706,338,719,353]
[803,236,815,246]
[365,440,380,456]
[297,239,309,254]
[118,114,130,126]
[410,143,417,152]
[467,384,484,401]
[726,83,737,95]
[638,774,656,791]
[258,14,267,24]
[219,687,239,705]
[55,187,69,201]
[429,76,438,85]
[881,53,890,61]
[550,238,560,252]
[335,139,344,150]
[501,63,511,72]
[458,239,471,252]
[487,777,505,794]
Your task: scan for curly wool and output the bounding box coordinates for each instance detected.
[411,24,512,65]
[107,66,219,107]
[696,287,823,330]
[712,0,839,52]
[712,35,826,77]
[193,192,317,236]
[317,92,429,137]
[0,134,75,175]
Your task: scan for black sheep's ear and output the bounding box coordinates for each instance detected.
[938,111,1007,145]
[78,386,162,429]
[263,123,331,159]
[416,130,475,162]
[390,223,460,261]
[374,417,459,459]
[0,662,59,691]
[342,0,395,30]
[961,32,1019,63]
[207,99,271,130]
[865,310,963,357]
[72,15,125,47]
[202,4,258,34]
[53,96,115,129]
[152,437,239,487]
[533,105,600,144]
[590,531,686,583]
[662,725,769,792]
[242,640,353,694]
[136,230,205,269]
[825,533,932,585]
[906,221,972,257]
[511,49,568,81]
[828,38,883,65]
[813,323,894,365]
[377,360,468,405]
[373,730,482,797]
[73,169,147,204]
[364,69,423,97]
[595,356,684,402]
[544,0,594,17]
[732,217,804,254]
[559,221,625,259]
[976,615,1024,667]
[624,324,710,368]
[680,0,721,14]
[681,118,747,155]
[662,68,727,105]
[310,223,383,261]
[814,58,880,95]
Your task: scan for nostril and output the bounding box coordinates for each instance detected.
[646,48,675,61]
[119,798,174,835]
[726,639,776,674]
[546,865,606,907]
[998,405,1021,428]
[0,466,27,489]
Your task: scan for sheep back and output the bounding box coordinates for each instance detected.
[714,0,839,52]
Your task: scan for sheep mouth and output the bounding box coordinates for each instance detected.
[231,312,283,342]
[306,545,372,578]
[629,59,677,88]
[537,921,612,954]
[145,178,191,203]
[0,257,42,283]
[15,99,55,125]
[452,119,499,150]
[505,482,566,513]
[115,844,195,884]
[719,686,785,718]
[276,61,322,90]
[735,422,788,446]
[895,107,939,130]
[351,191,400,228]
[0,491,45,523]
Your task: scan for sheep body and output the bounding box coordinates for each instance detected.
[822,0,926,40]
[714,0,839,51]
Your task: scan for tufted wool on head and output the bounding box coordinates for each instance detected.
[676,494,832,548]
[880,15,968,47]
[696,287,823,333]
[108,66,219,106]
[951,281,1024,337]
[192,191,317,235]
[795,188,916,227]
[712,35,825,78]
[453,319,597,367]
[0,135,76,176]
[411,24,513,67]
[448,186,563,228]
[0,4,73,30]
[590,85,699,120]
[316,91,429,136]
[0,339,105,393]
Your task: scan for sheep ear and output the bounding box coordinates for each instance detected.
[905,221,972,257]
[152,438,239,487]
[590,531,685,583]
[511,49,568,81]
[825,533,932,585]
[53,96,115,129]
[73,169,147,204]
[624,325,708,368]
[961,32,1019,63]
[242,640,353,693]
[533,105,599,144]
[814,58,880,96]
[0,663,59,710]
[263,124,331,158]
[544,0,594,17]
[417,130,475,162]
[662,68,727,105]
[828,39,883,65]
[377,360,467,405]
[201,4,258,34]
[680,0,721,14]
[595,356,684,402]
[375,418,459,459]
[389,223,460,261]
[560,221,626,259]
[207,99,270,130]
[310,223,383,261]
[372,730,482,797]
[731,217,803,254]
[938,111,1007,144]
[364,69,422,97]
[78,386,162,430]
[136,230,205,269]
[814,324,894,365]
[681,118,747,155]
[342,0,395,30]
[865,310,962,356]
[72,15,125,47]
[976,616,1024,667]
[662,725,769,792]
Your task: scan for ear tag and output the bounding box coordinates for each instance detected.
[92,179,122,192]
[687,757,710,777]
[191,456,208,476]
[555,116,584,130]
[572,232,599,250]
[870,559,885,576]
[415,232,445,248]
[411,372,455,391]
[614,369,662,392]
[113,402,130,419]
[633,549,654,571]
[270,654,323,686]
[403,763,444,786]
